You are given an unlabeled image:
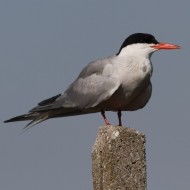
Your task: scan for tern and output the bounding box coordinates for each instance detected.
[4,33,180,129]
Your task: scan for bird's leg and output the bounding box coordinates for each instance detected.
[101,110,110,126]
[118,110,122,126]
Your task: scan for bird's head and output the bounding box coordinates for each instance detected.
[117,33,180,57]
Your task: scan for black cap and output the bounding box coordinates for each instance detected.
[116,33,159,55]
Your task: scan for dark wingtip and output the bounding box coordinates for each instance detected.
[38,94,61,106]
[4,118,18,123]
[4,114,33,123]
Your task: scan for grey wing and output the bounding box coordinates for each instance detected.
[30,57,120,112]
[61,73,120,109]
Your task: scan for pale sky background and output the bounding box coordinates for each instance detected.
[0,1,189,190]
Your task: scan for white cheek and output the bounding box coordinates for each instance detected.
[118,43,156,57]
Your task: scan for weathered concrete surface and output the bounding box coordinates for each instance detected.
[92,126,146,190]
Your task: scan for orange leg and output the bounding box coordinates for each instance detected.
[101,110,110,126]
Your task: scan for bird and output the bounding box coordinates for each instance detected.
[4,33,180,129]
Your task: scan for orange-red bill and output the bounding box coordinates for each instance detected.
[151,42,181,50]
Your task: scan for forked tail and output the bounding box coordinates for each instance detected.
[4,112,50,130]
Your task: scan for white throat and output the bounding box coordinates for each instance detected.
[118,43,157,59]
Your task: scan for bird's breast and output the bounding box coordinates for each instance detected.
[115,58,152,89]
[104,58,153,110]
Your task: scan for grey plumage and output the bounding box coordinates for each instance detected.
[4,33,180,129]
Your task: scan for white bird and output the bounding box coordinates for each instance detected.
[4,33,180,129]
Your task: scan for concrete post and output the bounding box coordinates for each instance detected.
[92,126,146,190]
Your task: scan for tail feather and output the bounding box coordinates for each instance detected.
[4,108,96,130]
[5,112,50,131]
[22,114,49,131]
